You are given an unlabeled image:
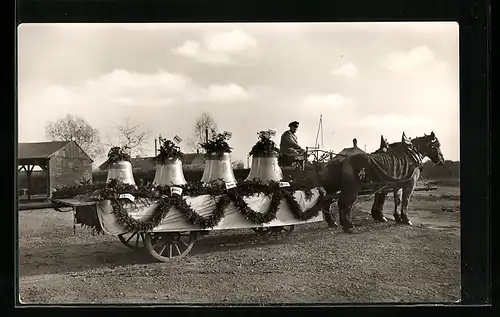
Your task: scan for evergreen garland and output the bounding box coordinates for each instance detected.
[111,196,173,232]
[51,181,107,199]
[105,186,324,231]
[155,137,184,164]
[282,190,324,221]
[248,130,280,157]
[200,131,233,156]
[52,178,325,232]
[103,146,132,168]
[52,179,316,201]
[170,194,231,228]
[228,191,283,224]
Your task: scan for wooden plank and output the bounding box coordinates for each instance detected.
[26,165,33,200]
[18,201,66,211]
[46,159,51,199]
[50,198,97,207]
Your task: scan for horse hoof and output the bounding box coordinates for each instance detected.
[327,222,339,229]
[403,220,413,226]
[381,217,388,222]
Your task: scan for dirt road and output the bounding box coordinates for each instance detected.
[18,184,460,304]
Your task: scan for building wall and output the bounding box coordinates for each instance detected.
[49,143,93,192]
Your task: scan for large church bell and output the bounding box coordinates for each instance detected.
[200,153,237,185]
[245,154,283,182]
[106,161,137,187]
[153,158,187,186]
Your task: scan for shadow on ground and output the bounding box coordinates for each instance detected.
[19,211,397,277]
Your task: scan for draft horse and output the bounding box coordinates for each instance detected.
[317,131,445,233]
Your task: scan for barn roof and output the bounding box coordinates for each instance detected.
[98,153,205,170]
[18,141,71,159]
[332,139,366,161]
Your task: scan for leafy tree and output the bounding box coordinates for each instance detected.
[45,114,104,159]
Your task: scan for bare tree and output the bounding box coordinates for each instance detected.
[106,118,151,158]
[187,112,218,152]
[45,114,104,159]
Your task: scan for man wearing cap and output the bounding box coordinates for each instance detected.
[279,121,306,163]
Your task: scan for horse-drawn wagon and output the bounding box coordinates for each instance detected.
[22,128,443,262]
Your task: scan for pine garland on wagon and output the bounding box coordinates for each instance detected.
[51,178,325,234]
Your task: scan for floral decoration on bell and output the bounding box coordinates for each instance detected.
[155,136,184,164]
[249,129,279,157]
[104,146,132,166]
[200,131,233,156]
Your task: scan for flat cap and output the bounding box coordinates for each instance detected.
[288,121,300,128]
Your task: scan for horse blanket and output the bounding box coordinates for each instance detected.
[349,150,420,183]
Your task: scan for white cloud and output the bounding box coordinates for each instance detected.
[332,63,358,77]
[205,83,250,102]
[85,69,191,94]
[21,69,254,115]
[173,40,201,57]
[383,45,449,75]
[204,29,258,53]
[172,29,258,65]
[351,113,433,129]
[303,93,356,109]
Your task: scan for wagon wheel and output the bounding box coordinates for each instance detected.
[144,232,197,262]
[118,232,146,250]
[258,225,295,240]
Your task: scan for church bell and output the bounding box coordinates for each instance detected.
[106,161,137,187]
[200,153,237,185]
[153,158,187,186]
[245,154,283,183]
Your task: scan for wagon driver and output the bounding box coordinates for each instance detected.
[280,121,306,163]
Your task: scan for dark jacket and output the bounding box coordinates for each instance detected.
[280,130,303,157]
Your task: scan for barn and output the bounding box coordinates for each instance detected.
[18,141,93,201]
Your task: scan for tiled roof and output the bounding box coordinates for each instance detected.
[18,141,71,159]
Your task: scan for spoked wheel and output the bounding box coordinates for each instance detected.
[144,232,197,262]
[118,232,145,250]
[257,225,295,240]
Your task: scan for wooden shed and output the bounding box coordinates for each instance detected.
[18,141,93,201]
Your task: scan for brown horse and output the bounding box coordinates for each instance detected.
[317,131,445,233]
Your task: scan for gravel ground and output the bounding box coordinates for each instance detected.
[18,185,461,304]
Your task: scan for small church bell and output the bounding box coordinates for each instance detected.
[153,158,187,186]
[200,153,237,185]
[106,161,137,187]
[245,154,283,182]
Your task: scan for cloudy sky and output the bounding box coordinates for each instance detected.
[17,22,459,166]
